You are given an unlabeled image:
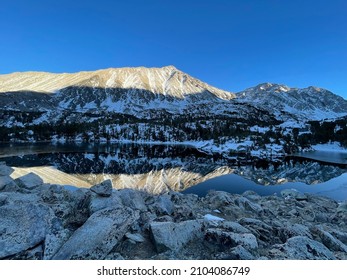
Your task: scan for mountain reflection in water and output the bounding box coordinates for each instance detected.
[1,142,346,200]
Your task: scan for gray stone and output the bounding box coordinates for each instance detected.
[297,207,316,222]
[89,192,122,214]
[329,229,347,245]
[308,195,338,210]
[150,220,203,253]
[15,172,43,190]
[0,194,8,206]
[219,221,251,234]
[52,207,139,260]
[43,229,71,260]
[235,196,263,214]
[205,229,258,251]
[215,245,256,260]
[125,232,145,243]
[242,190,261,202]
[119,188,147,211]
[151,194,174,215]
[0,176,18,192]
[5,244,44,260]
[238,218,273,242]
[104,252,125,260]
[0,163,13,176]
[41,185,90,228]
[40,184,72,204]
[2,191,40,204]
[314,226,347,253]
[204,191,234,209]
[278,236,335,260]
[90,179,113,197]
[281,189,307,201]
[337,202,347,214]
[0,202,54,259]
[279,224,312,242]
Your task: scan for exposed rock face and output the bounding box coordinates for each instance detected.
[0,163,346,260]
[272,236,336,260]
[14,172,44,190]
[205,229,258,251]
[0,176,18,192]
[90,179,113,197]
[0,199,55,259]
[236,83,347,120]
[0,162,14,176]
[52,207,139,260]
[150,220,203,253]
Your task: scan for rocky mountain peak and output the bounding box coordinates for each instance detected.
[236,82,347,120]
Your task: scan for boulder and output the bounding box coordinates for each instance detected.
[276,236,335,260]
[125,232,146,243]
[0,163,13,176]
[150,194,174,216]
[329,229,347,245]
[235,196,263,214]
[242,190,261,202]
[238,218,273,243]
[89,191,122,214]
[203,214,225,225]
[0,176,18,192]
[278,224,312,242]
[41,185,90,228]
[0,202,54,259]
[205,229,258,251]
[308,195,339,211]
[281,189,307,201]
[150,220,203,253]
[297,207,316,222]
[314,226,347,253]
[337,202,347,214]
[204,191,234,209]
[214,245,256,260]
[218,221,251,234]
[5,244,43,260]
[43,229,71,260]
[90,179,113,197]
[119,188,147,211]
[0,194,8,206]
[14,172,43,190]
[52,207,139,260]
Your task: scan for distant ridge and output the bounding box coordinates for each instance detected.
[0,66,346,121]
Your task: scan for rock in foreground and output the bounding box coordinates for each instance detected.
[0,164,346,260]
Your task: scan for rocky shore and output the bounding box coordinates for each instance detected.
[1,162,347,260]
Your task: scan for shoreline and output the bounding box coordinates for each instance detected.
[0,161,346,260]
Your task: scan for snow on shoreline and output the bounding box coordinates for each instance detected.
[312,142,347,154]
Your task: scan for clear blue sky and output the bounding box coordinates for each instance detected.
[1,0,346,98]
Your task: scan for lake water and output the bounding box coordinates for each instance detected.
[1,142,346,201]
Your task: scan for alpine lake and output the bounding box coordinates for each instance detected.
[1,142,346,201]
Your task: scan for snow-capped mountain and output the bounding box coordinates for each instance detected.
[1,66,346,121]
[236,83,347,120]
[1,66,347,152]
[0,66,234,115]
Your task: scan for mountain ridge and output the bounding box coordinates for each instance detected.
[0,66,235,101]
[236,82,347,120]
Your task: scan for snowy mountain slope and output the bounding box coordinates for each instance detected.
[1,67,346,124]
[0,66,237,117]
[0,91,54,112]
[236,83,347,120]
[0,66,234,99]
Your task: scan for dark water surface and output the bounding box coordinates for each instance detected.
[1,142,346,201]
